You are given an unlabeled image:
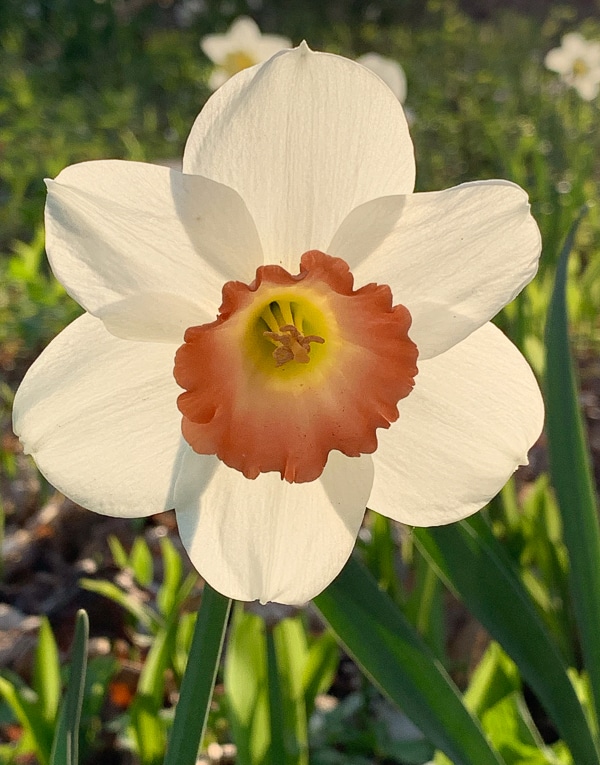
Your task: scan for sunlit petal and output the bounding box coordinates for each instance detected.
[329,180,540,358]
[174,451,373,604]
[13,314,183,517]
[369,323,544,526]
[46,160,263,335]
[357,53,407,102]
[184,44,415,267]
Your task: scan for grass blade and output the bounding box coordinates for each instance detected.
[163,584,231,765]
[50,609,89,765]
[314,555,504,765]
[545,208,600,727]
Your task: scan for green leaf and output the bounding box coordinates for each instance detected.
[272,617,309,765]
[79,577,159,632]
[50,609,89,765]
[314,555,505,765]
[130,537,154,587]
[172,612,197,681]
[361,513,404,603]
[464,643,559,764]
[33,617,61,724]
[136,623,173,713]
[302,630,339,717]
[404,546,445,659]
[414,515,600,765]
[545,208,600,729]
[224,606,270,765]
[129,692,166,765]
[107,535,129,569]
[157,537,183,618]
[0,674,53,765]
[163,584,231,765]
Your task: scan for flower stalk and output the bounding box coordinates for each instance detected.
[163,585,231,765]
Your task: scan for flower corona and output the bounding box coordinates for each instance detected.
[174,250,418,483]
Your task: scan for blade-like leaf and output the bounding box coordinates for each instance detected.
[302,630,339,717]
[272,617,309,765]
[545,208,600,728]
[0,675,53,765]
[415,515,599,765]
[33,617,61,724]
[50,609,89,765]
[79,577,159,631]
[157,537,183,618]
[224,606,269,765]
[130,537,154,587]
[314,555,505,765]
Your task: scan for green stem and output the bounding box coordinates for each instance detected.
[266,627,287,765]
[163,584,231,765]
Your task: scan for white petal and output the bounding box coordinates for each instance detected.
[200,17,289,65]
[174,451,373,604]
[545,47,572,75]
[96,292,207,343]
[13,313,184,517]
[46,160,262,333]
[254,36,294,60]
[369,322,544,526]
[208,69,230,90]
[184,44,415,268]
[329,181,541,359]
[201,18,261,63]
[575,77,600,100]
[562,32,588,56]
[357,53,407,102]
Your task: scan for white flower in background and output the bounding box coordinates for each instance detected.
[201,16,292,90]
[13,45,544,606]
[544,32,600,100]
[357,52,407,103]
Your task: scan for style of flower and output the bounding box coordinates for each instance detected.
[200,16,292,90]
[357,52,407,103]
[13,45,544,606]
[544,32,600,100]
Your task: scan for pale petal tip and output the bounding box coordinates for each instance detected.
[298,40,312,55]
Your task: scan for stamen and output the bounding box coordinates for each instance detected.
[573,58,589,77]
[263,324,325,367]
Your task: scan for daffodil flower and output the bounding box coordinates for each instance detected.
[201,16,292,90]
[545,32,600,101]
[13,45,544,605]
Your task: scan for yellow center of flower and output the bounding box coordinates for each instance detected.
[223,50,257,76]
[573,58,589,77]
[264,325,325,367]
[243,292,330,377]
